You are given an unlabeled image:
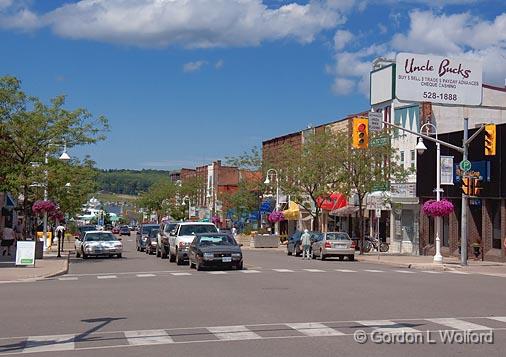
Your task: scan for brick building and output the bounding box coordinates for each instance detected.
[417,123,506,262]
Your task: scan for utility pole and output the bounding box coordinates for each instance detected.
[461,117,469,266]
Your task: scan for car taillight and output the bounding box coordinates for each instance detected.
[351,241,356,248]
[324,241,331,248]
[178,242,187,248]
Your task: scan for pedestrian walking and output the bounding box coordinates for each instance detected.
[14,218,24,241]
[1,224,16,256]
[301,229,311,260]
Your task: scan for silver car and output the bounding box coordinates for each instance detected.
[311,232,355,261]
[76,231,123,259]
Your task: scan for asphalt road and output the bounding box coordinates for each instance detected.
[0,233,505,357]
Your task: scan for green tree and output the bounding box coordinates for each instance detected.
[137,180,178,222]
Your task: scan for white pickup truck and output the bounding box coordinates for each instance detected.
[169,222,218,265]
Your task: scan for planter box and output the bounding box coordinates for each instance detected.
[251,235,279,248]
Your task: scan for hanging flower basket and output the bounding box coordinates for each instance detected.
[32,200,57,215]
[422,199,454,217]
[49,210,65,222]
[268,210,285,223]
[211,215,222,225]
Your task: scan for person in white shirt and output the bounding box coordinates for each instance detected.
[2,224,16,256]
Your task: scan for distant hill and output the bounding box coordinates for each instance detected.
[96,169,170,195]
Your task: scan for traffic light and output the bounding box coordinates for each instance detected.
[462,176,471,195]
[471,177,481,196]
[484,124,496,156]
[352,117,369,149]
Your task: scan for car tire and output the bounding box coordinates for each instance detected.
[136,245,140,252]
[348,255,355,261]
[237,262,243,270]
[117,254,122,258]
[156,246,161,257]
[287,249,292,256]
[196,260,203,271]
[339,256,344,261]
[189,260,195,269]
[76,250,81,258]
[82,253,88,259]
[161,248,168,259]
[176,252,183,265]
[319,250,325,261]
[169,251,176,262]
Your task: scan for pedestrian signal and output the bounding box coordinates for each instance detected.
[352,118,369,149]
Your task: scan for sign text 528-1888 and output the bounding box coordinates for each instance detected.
[423,92,457,101]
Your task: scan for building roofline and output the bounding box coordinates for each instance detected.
[483,83,506,93]
[262,130,302,145]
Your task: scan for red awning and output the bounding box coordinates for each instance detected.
[317,193,347,211]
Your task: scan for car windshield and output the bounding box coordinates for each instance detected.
[120,226,129,230]
[164,224,176,233]
[79,226,96,232]
[85,233,117,242]
[326,232,350,241]
[149,229,159,238]
[179,225,218,236]
[312,232,324,240]
[197,235,237,246]
[141,225,158,234]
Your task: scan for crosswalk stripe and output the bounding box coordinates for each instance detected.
[241,270,261,273]
[124,330,174,345]
[303,269,325,272]
[421,271,442,274]
[427,318,492,331]
[286,322,344,337]
[207,325,261,341]
[357,320,420,333]
[394,270,416,274]
[171,272,191,276]
[136,274,156,277]
[208,271,227,275]
[364,269,383,273]
[273,269,294,273]
[487,316,506,323]
[23,334,75,353]
[58,277,78,281]
[97,275,117,279]
[335,269,356,273]
[448,270,470,275]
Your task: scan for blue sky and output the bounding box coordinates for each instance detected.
[1,0,505,169]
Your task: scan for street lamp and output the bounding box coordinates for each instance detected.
[264,169,280,236]
[416,123,443,264]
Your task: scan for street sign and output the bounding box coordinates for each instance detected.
[372,183,389,191]
[395,52,482,105]
[368,112,383,132]
[370,135,390,147]
[375,208,381,217]
[459,159,472,172]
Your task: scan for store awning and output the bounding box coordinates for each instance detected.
[317,193,347,211]
[283,201,300,221]
[329,205,359,217]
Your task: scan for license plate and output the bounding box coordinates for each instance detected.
[334,244,345,248]
[222,257,232,262]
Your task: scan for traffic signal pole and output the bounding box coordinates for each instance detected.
[461,118,469,266]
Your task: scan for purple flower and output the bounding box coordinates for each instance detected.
[268,210,285,222]
[422,199,454,217]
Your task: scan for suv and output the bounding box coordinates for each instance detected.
[168,222,218,265]
[136,223,160,252]
[157,222,177,258]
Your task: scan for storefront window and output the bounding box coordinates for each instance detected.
[491,200,502,249]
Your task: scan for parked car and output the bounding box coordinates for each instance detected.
[136,224,159,252]
[145,228,159,255]
[189,233,243,270]
[111,226,120,234]
[168,222,218,265]
[311,231,355,261]
[119,225,131,236]
[286,230,320,256]
[157,222,177,258]
[75,231,123,259]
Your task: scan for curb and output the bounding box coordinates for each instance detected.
[357,257,447,272]
[44,252,70,279]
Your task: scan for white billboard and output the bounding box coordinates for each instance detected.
[395,53,482,106]
[370,64,394,105]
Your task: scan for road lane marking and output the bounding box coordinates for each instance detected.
[303,269,325,273]
[97,275,117,279]
[241,270,261,273]
[364,269,383,273]
[286,322,344,337]
[207,271,227,275]
[447,270,470,275]
[171,272,191,276]
[58,277,78,281]
[124,330,174,345]
[421,271,442,274]
[272,269,294,273]
[23,334,75,353]
[357,320,420,333]
[136,274,156,278]
[394,270,416,274]
[427,318,492,331]
[207,326,261,341]
[335,269,356,273]
[488,317,506,323]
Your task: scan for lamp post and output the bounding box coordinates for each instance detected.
[42,142,70,252]
[415,123,443,264]
[264,169,280,236]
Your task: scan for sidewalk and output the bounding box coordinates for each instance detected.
[0,241,70,283]
[358,253,506,274]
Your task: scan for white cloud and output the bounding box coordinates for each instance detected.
[333,30,353,51]
[0,0,350,48]
[215,59,224,69]
[332,77,355,94]
[183,60,207,73]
